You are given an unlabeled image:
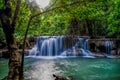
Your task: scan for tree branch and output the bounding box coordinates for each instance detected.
[46,0,57,10]
[31,1,81,19]
[0,9,4,18]
[20,16,32,80]
[11,0,21,30]
[4,0,12,17]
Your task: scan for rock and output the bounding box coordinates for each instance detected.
[53,74,73,80]
[117,48,120,55]
[111,50,117,55]
[75,48,83,56]
[89,43,96,52]
[97,45,106,53]
[91,53,105,58]
[0,52,2,58]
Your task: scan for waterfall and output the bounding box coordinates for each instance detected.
[104,40,115,58]
[29,36,114,58]
[105,41,113,54]
[29,36,91,57]
[74,38,92,56]
[29,36,64,56]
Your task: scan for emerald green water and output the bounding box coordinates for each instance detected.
[56,58,120,80]
[0,59,8,80]
[1,58,120,80]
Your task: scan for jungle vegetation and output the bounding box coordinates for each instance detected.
[0,0,120,80]
[0,0,120,43]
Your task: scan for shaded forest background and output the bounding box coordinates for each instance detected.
[0,0,120,44]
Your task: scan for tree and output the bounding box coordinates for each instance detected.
[107,0,120,38]
[0,0,21,79]
[39,0,109,36]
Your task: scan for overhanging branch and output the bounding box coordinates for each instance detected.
[31,1,81,19]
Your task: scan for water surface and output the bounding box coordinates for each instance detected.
[25,57,120,80]
[0,58,120,80]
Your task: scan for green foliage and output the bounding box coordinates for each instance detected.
[22,0,107,36]
[107,0,120,39]
[36,11,70,36]
[14,0,32,41]
[0,0,5,9]
[1,0,119,43]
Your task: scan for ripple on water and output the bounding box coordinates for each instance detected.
[25,58,120,80]
[89,61,115,70]
[25,60,62,80]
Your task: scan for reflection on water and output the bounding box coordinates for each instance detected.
[25,59,62,80]
[25,58,120,80]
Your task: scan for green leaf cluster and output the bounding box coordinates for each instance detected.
[0,0,5,9]
[107,0,120,39]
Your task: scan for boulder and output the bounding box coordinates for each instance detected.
[111,50,117,55]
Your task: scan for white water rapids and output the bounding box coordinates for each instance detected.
[25,60,62,80]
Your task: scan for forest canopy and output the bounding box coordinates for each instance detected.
[0,0,120,43]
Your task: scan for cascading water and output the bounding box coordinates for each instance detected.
[105,41,113,54]
[29,36,64,56]
[75,38,92,56]
[105,40,115,58]
[29,36,114,58]
[29,36,92,57]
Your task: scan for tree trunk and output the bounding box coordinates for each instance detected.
[85,19,93,36]
[1,14,21,80]
[0,0,21,79]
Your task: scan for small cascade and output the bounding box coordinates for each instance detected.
[105,41,113,54]
[29,45,38,56]
[74,38,88,50]
[74,38,92,56]
[104,40,115,58]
